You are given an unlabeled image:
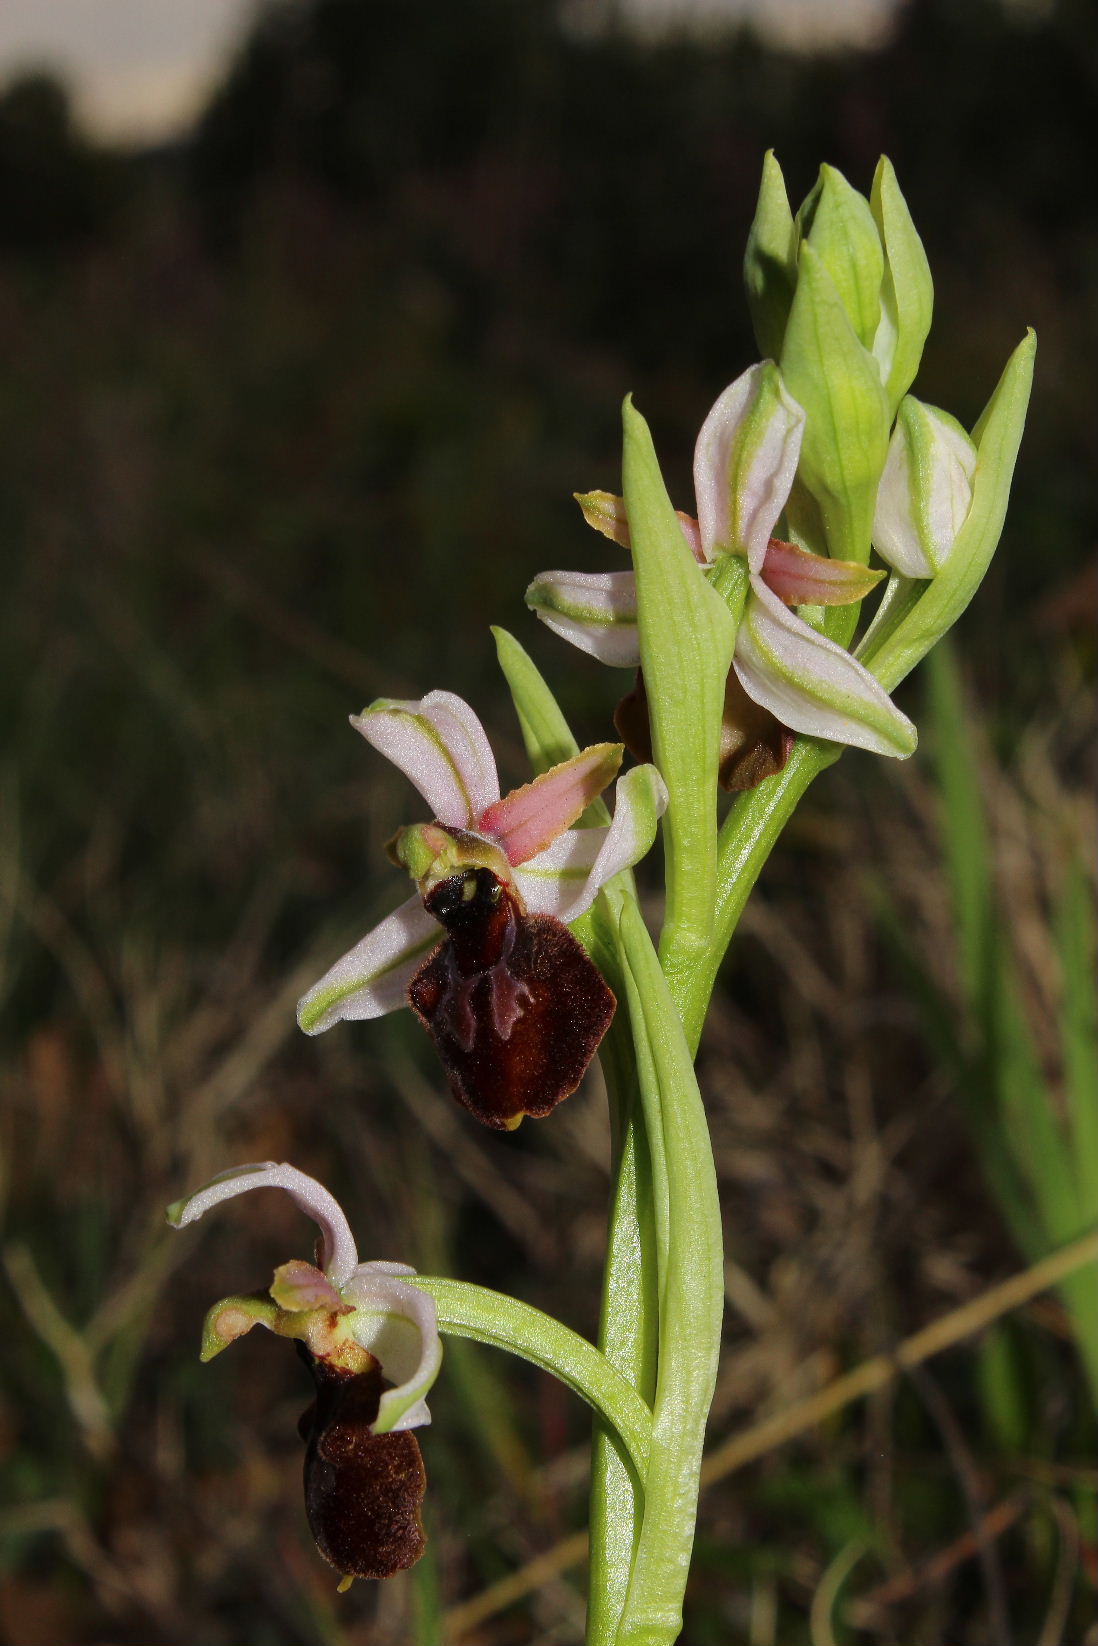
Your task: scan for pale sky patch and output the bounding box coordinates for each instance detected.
[0,0,260,144]
[0,0,903,147]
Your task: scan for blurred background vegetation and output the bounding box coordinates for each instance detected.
[0,0,1094,1640]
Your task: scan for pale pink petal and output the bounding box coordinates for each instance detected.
[694,362,805,570]
[296,894,440,1035]
[734,579,917,758]
[352,690,500,828]
[480,743,623,865]
[342,1261,442,1434]
[167,1162,361,1289]
[574,489,632,547]
[760,539,884,607]
[513,764,668,923]
[270,1259,345,1312]
[526,570,641,667]
[574,491,706,564]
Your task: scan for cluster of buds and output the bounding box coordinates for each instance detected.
[528,157,1032,786]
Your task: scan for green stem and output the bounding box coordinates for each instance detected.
[579,892,663,1643]
[414,1277,653,1482]
[674,739,841,1053]
[613,902,724,1645]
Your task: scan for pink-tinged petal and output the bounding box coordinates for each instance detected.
[270,1259,346,1313]
[479,743,623,865]
[352,690,500,828]
[760,538,885,607]
[526,570,641,667]
[694,362,805,570]
[574,491,707,564]
[513,763,668,923]
[575,489,632,547]
[734,579,917,758]
[297,894,441,1035]
[167,1162,361,1289]
[342,1261,442,1434]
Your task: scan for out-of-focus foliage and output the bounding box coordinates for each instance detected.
[0,0,1094,1640]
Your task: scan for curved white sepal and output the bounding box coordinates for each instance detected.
[873,399,977,578]
[167,1162,360,1290]
[514,763,669,923]
[352,690,500,828]
[297,894,441,1035]
[525,570,641,668]
[694,362,805,570]
[343,1261,443,1435]
[735,578,918,758]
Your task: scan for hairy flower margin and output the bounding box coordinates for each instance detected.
[168,1162,441,1582]
[296,689,667,1037]
[526,360,927,765]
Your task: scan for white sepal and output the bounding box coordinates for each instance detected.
[873,398,977,578]
[693,361,805,570]
[167,1161,361,1290]
[735,578,918,758]
[342,1260,443,1435]
[525,569,641,668]
[297,894,440,1035]
[353,690,500,828]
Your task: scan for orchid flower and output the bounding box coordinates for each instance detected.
[527,361,917,785]
[168,1161,441,1582]
[297,691,667,1126]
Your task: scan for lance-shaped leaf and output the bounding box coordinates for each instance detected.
[871,156,933,414]
[735,578,917,757]
[780,241,891,564]
[353,691,500,828]
[744,149,798,361]
[622,398,738,961]
[491,625,590,780]
[873,398,977,578]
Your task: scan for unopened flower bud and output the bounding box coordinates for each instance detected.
[873,398,977,579]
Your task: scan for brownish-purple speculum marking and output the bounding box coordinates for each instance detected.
[298,1349,427,1582]
[407,866,615,1130]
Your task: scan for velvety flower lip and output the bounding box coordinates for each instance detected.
[168,1161,442,1435]
[527,361,917,761]
[296,692,667,1037]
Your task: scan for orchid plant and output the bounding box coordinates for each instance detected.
[169,154,1034,1639]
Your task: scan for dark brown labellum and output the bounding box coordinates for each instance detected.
[407,867,615,1130]
[299,1352,427,1581]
